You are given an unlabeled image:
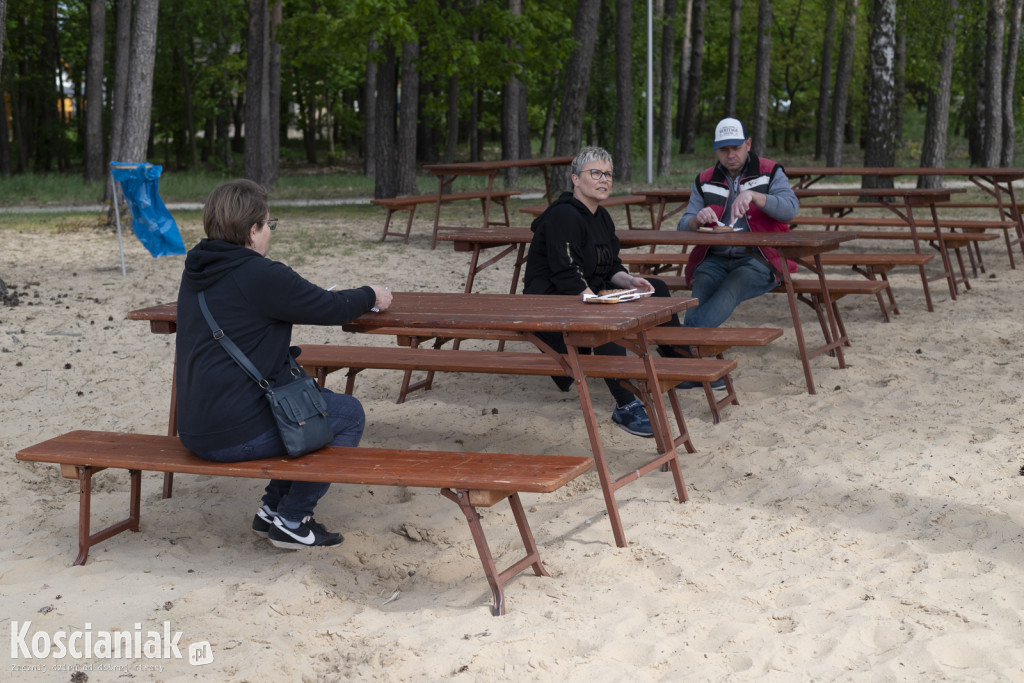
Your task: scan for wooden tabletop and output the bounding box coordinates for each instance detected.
[342,292,691,346]
[438,227,857,256]
[129,294,693,349]
[423,156,574,175]
[787,166,1024,180]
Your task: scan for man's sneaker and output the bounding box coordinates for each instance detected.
[251,505,276,538]
[611,399,654,438]
[268,516,343,550]
[677,378,728,392]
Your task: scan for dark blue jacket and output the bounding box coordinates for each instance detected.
[175,239,374,451]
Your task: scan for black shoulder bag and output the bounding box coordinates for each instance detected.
[197,291,333,457]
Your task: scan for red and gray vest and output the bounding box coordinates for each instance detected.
[683,153,796,284]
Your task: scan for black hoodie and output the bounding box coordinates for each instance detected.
[175,239,374,452]
[523,191,626,295]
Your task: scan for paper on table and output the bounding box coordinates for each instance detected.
[582,288,654,304]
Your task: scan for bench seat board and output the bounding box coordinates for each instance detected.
[296,344,737,426]
[17,430,592,616]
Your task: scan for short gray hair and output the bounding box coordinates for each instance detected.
[571,146,613,177]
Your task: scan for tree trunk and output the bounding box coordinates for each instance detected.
[84,0,105,182]
[725,0,742,118]
[893,10,906,149]
[615,0,633,181]
[541,89,557,157]
[657,0,677,176]
[374,42,397,199]
[269,0,282,184]
[815,0,836,160]
[364,38,378,176]
[502,0,523,185]
[750,0,772,156]
[178,48,198,170]
[0,0,7,174]
[862,0,896,189]
[676,0,693,141]
[108,0,131,169]
[443,74,458,163]
[244,0,274,187]
[397,41,419,196]
[552,0,601,193]
[0,0,6,77]
[120,0,159,164]
[681,0,706,153]
[1001,0,1022,166]
[919,3,958,188]
[983,0,1006,167]
[827,0,857,166]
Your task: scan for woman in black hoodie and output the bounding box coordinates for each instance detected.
[175,179,392,549]
[523,147,678,438]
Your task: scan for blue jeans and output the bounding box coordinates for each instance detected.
[683,252,778,328]
[193,389,365,521]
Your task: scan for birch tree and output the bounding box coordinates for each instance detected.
[862,0,896,188]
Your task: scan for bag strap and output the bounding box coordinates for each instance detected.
[198,290,298,390]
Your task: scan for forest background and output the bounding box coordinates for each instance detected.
[0,0,1022,207]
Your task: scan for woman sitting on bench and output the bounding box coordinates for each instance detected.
[174,179,393,550]
[524,146,679,438]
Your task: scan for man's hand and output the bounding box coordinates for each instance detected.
[729,190,765,224]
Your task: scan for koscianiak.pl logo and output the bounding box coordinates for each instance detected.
[10,621,214,671]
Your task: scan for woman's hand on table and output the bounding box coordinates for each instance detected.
[369,285,393,312]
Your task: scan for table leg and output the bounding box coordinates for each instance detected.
[561,342,629,547]
[431,177,447,250]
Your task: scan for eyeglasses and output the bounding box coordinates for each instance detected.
[265,218,278,231]
[583,169,614,181]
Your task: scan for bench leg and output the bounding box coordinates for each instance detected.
[440,488,548,616]
[74,466,141,566]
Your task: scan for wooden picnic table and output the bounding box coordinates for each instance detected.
[421,156,574,248]
[789,167,1024,261]
[438,228,857,395]
[636,190,692,230]
[129,292,696,549]
[792,186,972,307]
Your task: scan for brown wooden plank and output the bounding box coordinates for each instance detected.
[17,431,593,494]
[295,344,735,383]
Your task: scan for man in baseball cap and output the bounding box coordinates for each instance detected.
[712,117,748,150]
[673,117,799,390]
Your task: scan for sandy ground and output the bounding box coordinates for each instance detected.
[2,200,1023,682]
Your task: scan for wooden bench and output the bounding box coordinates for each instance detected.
[660,275,892,342]
[619,251,689,276]
[16,430,593,616]
[795,252,936,313]
[296,343,736,429]
[791,214,1014,270]
[336,325,779,424]
[520,194,654,229]
[371,190,521,247]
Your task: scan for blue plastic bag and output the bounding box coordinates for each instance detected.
[109,162,186,258]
